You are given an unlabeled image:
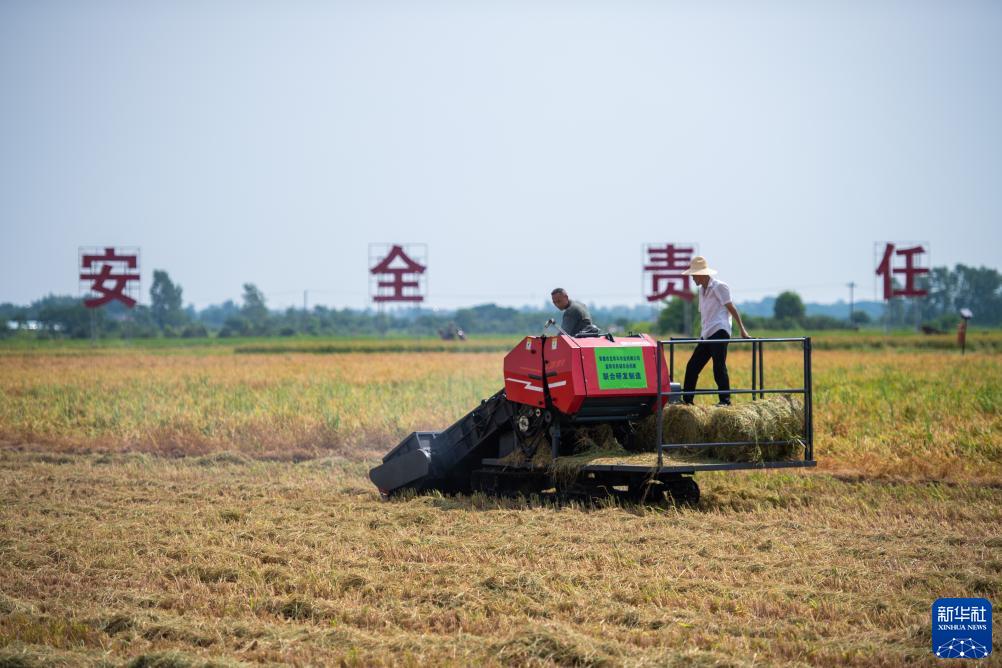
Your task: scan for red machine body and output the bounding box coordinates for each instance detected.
[503,333,671,417]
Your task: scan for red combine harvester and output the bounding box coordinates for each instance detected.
[369,324,815,505]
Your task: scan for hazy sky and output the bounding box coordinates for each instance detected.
[2,0,1000,310]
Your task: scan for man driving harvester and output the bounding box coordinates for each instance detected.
[681,256,750,406]
[551,288,600,337]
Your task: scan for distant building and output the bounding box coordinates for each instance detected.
[6,320,44,331]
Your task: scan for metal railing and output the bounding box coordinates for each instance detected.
[654,337,814,468]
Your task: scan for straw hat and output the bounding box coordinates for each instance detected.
[681,256,718,276]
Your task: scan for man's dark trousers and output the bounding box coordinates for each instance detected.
[683,329,731,405]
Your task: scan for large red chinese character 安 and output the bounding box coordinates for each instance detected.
[80,247,140,308]
[644,244,694,302]
[370,245,426,303]
[876,243,929,300]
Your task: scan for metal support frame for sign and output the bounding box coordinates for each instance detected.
[641,243,699,296]
[642,242,699,336]
[78,246,141,342]
[79,246,142,307]
[656,337,814,469]
[874,240,930,330]
[368,243,428,307]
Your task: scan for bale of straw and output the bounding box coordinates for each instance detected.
[705,406,763,462]
[634,397,805,462]
[786,394,806,431]
[500,396,805,480]
[755,395,805,460]
[634,404,709,452]
[704,396,805,461]
[664,404,710,447]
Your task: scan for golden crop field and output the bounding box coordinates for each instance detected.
[1,340,1000,666]
[2,346,998,481]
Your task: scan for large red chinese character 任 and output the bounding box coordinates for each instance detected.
[80,247,140,308]
[370,245,426,303]
[876,243,929,300]
[644,244,695,302]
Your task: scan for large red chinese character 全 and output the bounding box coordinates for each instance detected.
[80,247,140,308]
[876,243,929,300]
[370,245,426,302]
[644,244,694,302]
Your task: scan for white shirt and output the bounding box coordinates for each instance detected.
[699,278,732,339]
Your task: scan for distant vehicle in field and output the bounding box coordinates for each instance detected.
[439,322,466,341]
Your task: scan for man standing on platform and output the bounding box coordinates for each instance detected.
[680,257,750,406]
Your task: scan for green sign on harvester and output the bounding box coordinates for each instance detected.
[595,347,647,390]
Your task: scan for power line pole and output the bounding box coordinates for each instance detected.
[302,290,308,334]
[847,281,856,327]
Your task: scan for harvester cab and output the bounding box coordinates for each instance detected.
[369,328,815,505]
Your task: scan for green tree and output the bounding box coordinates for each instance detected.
[774,291,805,321]
[219,315,250,338]
[454,303,538,334]
[656,296,698,335]
[950,264,1001,325]
[657,298,686,334]
[150,270,186,331]
[914,264,1002,326]
[241,283,270,335]
[35,295,101,338]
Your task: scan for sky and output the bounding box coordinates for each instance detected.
[1,0,1000,310]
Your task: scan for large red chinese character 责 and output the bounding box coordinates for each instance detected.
[80,247,140,308]
[370,245,426,302]
[644,244,694,302]
[876,243,928,300]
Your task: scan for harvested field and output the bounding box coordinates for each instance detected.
[1,451,999,666]
[0,339,1000,665]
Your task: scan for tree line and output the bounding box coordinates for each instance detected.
[658,264,1000,334]
[2,264,999,339]
[0,274,640,339]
